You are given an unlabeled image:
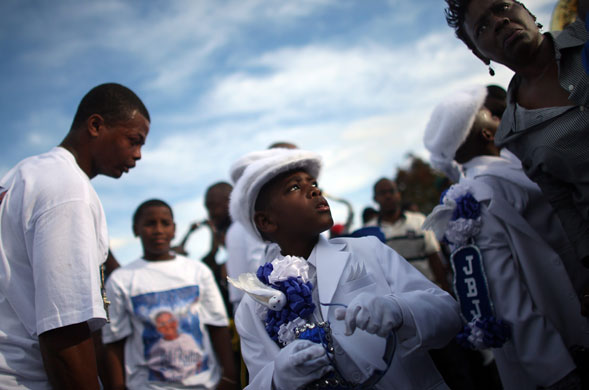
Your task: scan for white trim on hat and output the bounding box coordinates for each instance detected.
[229,149,322,241]
[423,85,488,181]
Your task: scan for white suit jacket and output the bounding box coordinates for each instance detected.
[235,235,462,390]
[460,152,589,389]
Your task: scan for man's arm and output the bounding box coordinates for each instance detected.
[207,325,239,390]
[104,250,121,280]
[39,321,100,390]
[102,339,126,390]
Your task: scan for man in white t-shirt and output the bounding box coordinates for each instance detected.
[0,83,150,390]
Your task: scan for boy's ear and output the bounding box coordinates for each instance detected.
[480,128,495,143]
[132,224,139,237]
[254,210,277,236]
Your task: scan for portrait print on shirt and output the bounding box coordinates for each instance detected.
[131,285,209,382]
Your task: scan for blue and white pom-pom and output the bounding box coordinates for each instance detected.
[424,184,482,249]
[456,317,511,350]
[230,255,316,346]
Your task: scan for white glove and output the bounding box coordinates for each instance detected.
[273,339,333,390]
[334,292,403,337]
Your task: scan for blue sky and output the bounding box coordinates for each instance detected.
[0,0,555,264]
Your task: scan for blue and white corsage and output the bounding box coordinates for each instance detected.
[228,255,320,346]
[423,184,510,350]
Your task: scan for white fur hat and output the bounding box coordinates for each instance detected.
[229,149,322,241]
[229,149,279,184]
[423,85,487,182]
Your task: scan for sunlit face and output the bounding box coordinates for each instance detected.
[92,111,149,178]
[264,170,334,239]
[373,179,401,214]
[155,312,179,341]
[134,205,176,261]
[463,0,542,67]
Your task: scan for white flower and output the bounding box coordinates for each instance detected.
[268,256,309,284]
[446,217,482,246]
[466,319,487,350]
[277,317,307,346]
[423,183,474,241]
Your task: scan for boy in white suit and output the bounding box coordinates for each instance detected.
[229,148,461,389]
[423,85,589,390]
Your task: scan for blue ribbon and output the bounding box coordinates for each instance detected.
[451,245,494,321]
[451,245,510,349]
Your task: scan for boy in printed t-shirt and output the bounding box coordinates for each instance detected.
[230,148,462,390]
[102,199,238,390]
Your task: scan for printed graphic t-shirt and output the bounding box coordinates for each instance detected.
[102,255,229,390]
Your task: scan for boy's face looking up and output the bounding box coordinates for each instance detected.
[254,169,333,244]
[134,205,176,261]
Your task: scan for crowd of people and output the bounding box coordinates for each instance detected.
[0,1,588,389]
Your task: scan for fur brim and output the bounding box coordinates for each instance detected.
[229,149,322,241]
[423,85,488,179]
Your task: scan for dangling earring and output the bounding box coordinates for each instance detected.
[488,64,495,76]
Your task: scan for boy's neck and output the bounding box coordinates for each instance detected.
[143,252,176,262]
[276,235,320,260]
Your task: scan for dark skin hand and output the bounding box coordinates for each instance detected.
[208,325,239,390]
[39,322,100,390]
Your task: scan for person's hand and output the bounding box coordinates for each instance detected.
[273,339,333,390]
[334,292,403,337]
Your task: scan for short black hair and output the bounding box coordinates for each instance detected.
[372,177,396,195]
[133,199,173,227]
[362,207,378,224]
[445,0,537,54]
[486,84,507,100]
[71,83,150,130]
[205,181,233,200]
[485,84,508,117]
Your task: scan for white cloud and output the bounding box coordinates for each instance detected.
[4,0,558,265]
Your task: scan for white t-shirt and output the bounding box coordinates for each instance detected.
[225,222,266,310]
[102,255,229,390]
[0,147,109,389]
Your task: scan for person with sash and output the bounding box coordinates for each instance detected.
[423,85,589,390]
